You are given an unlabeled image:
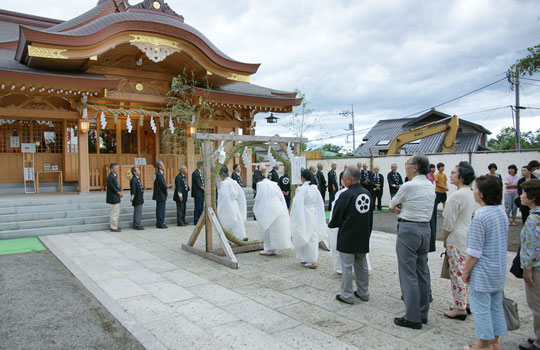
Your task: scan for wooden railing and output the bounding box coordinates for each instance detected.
[89,169,103,190]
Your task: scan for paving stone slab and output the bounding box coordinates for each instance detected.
[274,325,360,350]
[142,281,196,304]
[117,295,176,325]
[171,298,238,329]
[210,321,295,350]
[99,278,149,300]
[233,284,299,309]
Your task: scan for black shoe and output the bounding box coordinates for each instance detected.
[430,294,433,303]
[529,339,537,345]
[335,295,354,305]
[157,225,168,229]
[177,223,185,227]
[354,291,369,301]
[135,226,145,230]
[394,317,422,329]
[519,343,540,350]
[444,312,467,321]
[422,319,427,324]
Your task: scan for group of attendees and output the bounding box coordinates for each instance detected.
[106,156,540,350]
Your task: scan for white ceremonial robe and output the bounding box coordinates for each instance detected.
[253,179,292,250]
[328,187,348,272]
[290,181,327,263]
[217,177,247,240]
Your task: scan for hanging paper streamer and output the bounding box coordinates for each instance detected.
[267,144,276,167]
[100,112,107,129]
[82,107,88,119]
[241,146,251,169]
[169,116,175,134]
[213,139,227,164]
[126,115,133,133]
[287,141,294,160]
[150,117,156,133]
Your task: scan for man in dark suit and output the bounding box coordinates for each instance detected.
[279,171,291,209]
[106,163,123,232]
[361,163,372,192]
[339,165,347,189]
[328,167,373,304]
[191,161,205,225]
[130,166,144,230]
[370,166,384,211]
[387,163,403,199]
[317,163,327,202]
[268,165,280,183]
[328,163,339,211]
[231,163,243,187]
[173,165,190,226]
[153,161,168,228]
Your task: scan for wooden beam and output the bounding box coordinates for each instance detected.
[209,244,263,256]
[0,107,79,120]
[194,133,306,143]
[181,245,238,269]
[187,215,205,247]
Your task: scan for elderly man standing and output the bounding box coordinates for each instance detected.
[328,163,339,211]
[192,161,205,225]
[329,167,373,304]
[387,163,403,199]
[153,161,168,229]
[130,166,144,230]
[389,155,435,329]
[371,166,384,211]
[174,165,189,226]
[316,163,327,201]
[106,163,123,232]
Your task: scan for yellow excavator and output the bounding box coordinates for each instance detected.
[382,115,459,155]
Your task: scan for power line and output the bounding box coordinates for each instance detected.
[521,77,540,82]
[520,82,540,87]
[397,77,507,119]
[459,106,511,116]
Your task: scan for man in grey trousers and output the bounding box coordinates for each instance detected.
[328,167,373,304]
[130,167,144,230]
[389,154,435,329]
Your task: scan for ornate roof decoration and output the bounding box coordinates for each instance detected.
[129,0,184,21]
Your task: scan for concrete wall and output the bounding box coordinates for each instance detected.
[307,149,540,208]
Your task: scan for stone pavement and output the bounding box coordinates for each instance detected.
[41,221,533,350]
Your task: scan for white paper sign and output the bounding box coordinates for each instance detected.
[290,156,306,185]
[21,143,36,153]
[24,167,34,181]
[10,136,19,148]
[135,158,147,165]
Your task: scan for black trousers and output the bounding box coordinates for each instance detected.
[176,200,187,225]
[328,191,336,211]
[156,201,166,227]
[390,188,398,199]
[194,196,204,225]
[284,195,290,209]
[373,189,382,210]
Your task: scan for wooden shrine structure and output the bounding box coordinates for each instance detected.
[182,133,306,269]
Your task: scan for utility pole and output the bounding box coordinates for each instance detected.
[340,105,356,152]
[515,69,521,150]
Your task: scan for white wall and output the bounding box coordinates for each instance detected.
[308,150,540,208]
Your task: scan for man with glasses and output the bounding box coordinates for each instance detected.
[389,155,435,330]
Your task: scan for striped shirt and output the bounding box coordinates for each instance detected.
[466,205,509,292]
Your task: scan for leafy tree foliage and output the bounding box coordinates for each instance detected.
[488,127,540,150]
[509,44,540,76]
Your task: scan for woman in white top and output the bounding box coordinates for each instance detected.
[290,169,327,269]
[442,161,477,320]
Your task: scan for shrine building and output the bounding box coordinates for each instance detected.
[0,0,301,193]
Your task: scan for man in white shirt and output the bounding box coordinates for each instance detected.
[389,154,435,330]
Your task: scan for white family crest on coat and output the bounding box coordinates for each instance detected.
[217,177,247,240]
[355,194,370,214]
[282,177,289,185]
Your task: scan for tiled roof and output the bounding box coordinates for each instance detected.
[44,0,111,33]
[354,116,489,156]
[216,82,293,99]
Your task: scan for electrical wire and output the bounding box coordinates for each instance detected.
[521,77,540,82]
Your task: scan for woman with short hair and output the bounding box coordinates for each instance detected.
[462,175,508,350]
[518,179,540,350]
[442,161,476,320]
[504,164,520,226]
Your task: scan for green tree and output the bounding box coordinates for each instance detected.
[488,127,540,150]
[509,44,540,76]
[321,143,342,153]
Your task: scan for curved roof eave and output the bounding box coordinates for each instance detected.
[17,12,261,74]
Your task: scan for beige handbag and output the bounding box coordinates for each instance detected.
[440,251,451,279]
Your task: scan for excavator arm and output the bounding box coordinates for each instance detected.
[384,115,459,155]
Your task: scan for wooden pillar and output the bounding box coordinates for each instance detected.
[203,139,213,251]
[78,119,90,193]
[186,136,195,187]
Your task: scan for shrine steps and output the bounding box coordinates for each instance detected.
[0,189,255,240]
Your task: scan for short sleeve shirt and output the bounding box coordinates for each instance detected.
[434,172,447,193]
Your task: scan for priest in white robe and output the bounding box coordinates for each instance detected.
[217,166,248,241]
[252,173,292,255]
[290,169,327,269]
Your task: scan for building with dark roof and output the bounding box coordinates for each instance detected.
[0,0,301,192]
[354,109,491,156]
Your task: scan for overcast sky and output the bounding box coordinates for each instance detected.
[3,0,540,151]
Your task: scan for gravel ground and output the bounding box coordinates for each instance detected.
[372,210,522,252]
[0,250,144,350]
